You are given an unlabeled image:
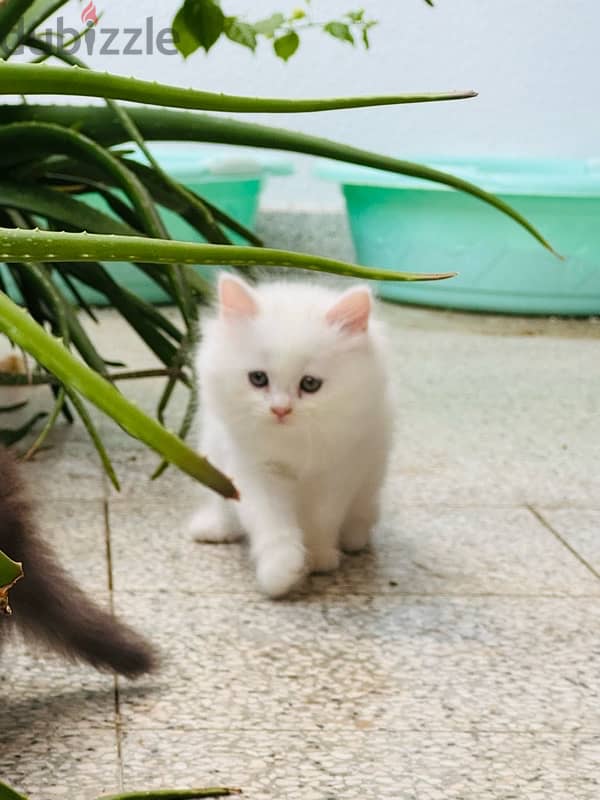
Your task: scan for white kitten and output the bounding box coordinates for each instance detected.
[189,274,393,598]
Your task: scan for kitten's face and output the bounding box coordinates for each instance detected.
[200,276,380,449]
[225,329,339,429]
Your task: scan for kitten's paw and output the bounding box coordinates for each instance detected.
[256,544,306,598]
[188,507,242,544]
[340,521,372,554]
[309,546,341,574]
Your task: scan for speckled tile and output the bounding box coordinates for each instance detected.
[21,439,105,500]
[4,727,120,800]
[533,507,600,575]
[108,500,599,596]
[380,306,600,507]
[2,643,117,729]
[32,498,108,593]
[375,503,599,595]
[6,296,600,800]
[115,592,600,734]
[121,728,600,800]
[108,497,253,593]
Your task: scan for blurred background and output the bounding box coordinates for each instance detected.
[58,0,600,209]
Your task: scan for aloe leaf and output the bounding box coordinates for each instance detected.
[153,329,198,479]
[61,261,185,347]
[121,158,231,245]
[0,400,29,413]
[0,124,163,239]
[57,264,184,344]
[0,122,195,321]
[103,98,229,246]
[22,384,65,460]
[0,0,36,43]
[42,158,262,247]
[0,290,238,497]
[61,180,145,232]
[61,291,107,374]
[3,106,554,254]
[96,789,241,799]
[0,780,28,800]
[0,228,455,281]
[0,552,24,616]
[0,63,476,112]
[5,206,108,367]
[58,263,180,367]
[2,0,70,57]
[0,410,47,445]
[0,179,137,235]
[42,159,240,246]
[8,258,70,344]
[3,210,106,372]
[65,387,120,490]
[0,549,22,591]
[57,270,99,321]
[13,38,208,323]
[0,783,241,800]
[121,158,259,247]
[153,371,197,481]
[7,252,107,379]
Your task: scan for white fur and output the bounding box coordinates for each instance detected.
[189,275,393,598]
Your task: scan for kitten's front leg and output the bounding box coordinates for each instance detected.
[304,504,344,574]
[188,494,243,543]
[340,489,380,554]
[239,475,306,598]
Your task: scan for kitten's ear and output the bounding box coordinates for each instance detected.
[326,286,372,333]
[218,274,258,319]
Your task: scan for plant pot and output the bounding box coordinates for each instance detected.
[317,157,600,316]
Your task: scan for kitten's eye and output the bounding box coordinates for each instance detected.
[299,375,322,394]
[248,370,269,388]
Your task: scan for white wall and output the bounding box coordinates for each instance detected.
[40,0,600,207]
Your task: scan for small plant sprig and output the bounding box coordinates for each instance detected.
[172,0,383,60]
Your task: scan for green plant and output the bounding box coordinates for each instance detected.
[0,548,23,615]
[0,782,241,800]
[0,0,552,492]
[169,0,439,60]
[171,0,381,59]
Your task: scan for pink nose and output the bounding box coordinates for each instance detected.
[270,405,292,420]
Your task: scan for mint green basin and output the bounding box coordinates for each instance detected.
[317,157,600,316]
[83,144,291,304]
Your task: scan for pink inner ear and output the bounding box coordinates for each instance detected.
[326,288,371,333]
[219,275,258,319]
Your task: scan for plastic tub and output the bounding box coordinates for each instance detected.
[83,144,291,304]
[317,157,600,315]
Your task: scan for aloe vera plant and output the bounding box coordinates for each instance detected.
[0,0,552,489]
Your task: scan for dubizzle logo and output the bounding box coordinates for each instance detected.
[0,5,178,57]
[81,1,99,28]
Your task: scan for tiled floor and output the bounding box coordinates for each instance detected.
[2,298,600,800]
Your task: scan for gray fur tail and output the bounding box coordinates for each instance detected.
[0,449,156,678]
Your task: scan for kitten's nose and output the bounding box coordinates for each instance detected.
[270,405,292,421]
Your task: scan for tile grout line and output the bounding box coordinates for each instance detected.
[103,498,125,791]
[114,725,600,736]
[527,504,600,581]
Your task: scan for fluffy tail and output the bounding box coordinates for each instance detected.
[0,449,156,678]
